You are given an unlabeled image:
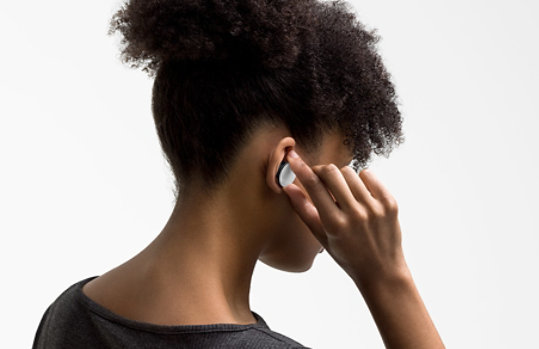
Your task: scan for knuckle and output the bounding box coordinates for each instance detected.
[369,204,386,218]
[312,164,323,172]
[322,212,347,232]
[322,163,339,175]
[328,163,340,171]
[350,207,369,222]
[383,196,399,213]
[331,215,348,230]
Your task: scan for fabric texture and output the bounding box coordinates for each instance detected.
[32,276,311,349]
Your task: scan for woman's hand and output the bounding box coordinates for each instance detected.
[282,149,409,291]
[282,149,446,348]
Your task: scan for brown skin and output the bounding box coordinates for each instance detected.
[83,121,445,348]
[82,122,352,325]
[283,149,445,348]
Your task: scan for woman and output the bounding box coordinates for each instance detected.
[33,0,444,348]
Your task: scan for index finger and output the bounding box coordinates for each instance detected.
[285,150,343,224]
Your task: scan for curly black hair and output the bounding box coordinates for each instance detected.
[108,0,405,200]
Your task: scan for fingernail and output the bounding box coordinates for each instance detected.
[289,150,299,159]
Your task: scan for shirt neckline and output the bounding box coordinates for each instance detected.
[76,275,270,334]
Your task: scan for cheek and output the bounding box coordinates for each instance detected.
[290,182,324,250]
[290,208,321,248]
[280,182,322,251]
[278,207,313,244]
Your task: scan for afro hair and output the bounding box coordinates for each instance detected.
[108,0,405,199]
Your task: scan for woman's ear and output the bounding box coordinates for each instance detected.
[266,137,296,194]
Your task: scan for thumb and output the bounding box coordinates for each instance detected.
[282,183,328,248]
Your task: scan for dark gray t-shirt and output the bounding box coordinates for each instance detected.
[33,276,311,349]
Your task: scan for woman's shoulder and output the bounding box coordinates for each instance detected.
[32,276,99,349]
[33,275,312,349]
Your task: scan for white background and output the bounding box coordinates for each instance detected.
[1,0,538,348]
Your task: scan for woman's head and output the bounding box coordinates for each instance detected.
[108,0,404,197]
[108,0,405,271]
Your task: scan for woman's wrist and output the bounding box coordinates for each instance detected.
[352,255,413,297]
[354,264,445,349]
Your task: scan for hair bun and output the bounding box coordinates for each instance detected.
[108,0,316,75]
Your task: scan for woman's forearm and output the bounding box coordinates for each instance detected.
[356,269,445,349]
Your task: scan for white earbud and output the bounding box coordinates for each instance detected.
[276,160,296,188]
